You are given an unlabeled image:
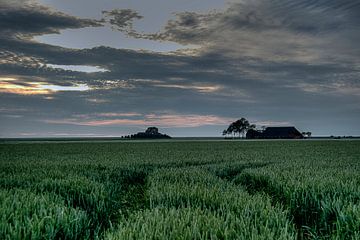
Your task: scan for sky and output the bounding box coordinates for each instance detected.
[0,0,360,137]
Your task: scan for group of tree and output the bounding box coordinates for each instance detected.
[122,127,171,139]
[222,118,256,138]
[223,117,312,139]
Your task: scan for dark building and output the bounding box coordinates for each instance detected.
[246,127,303,139]
[246,129,263,139]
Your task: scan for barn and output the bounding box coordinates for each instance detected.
[246,127,303,139]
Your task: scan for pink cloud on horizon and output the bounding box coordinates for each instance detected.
[43,113,233,128]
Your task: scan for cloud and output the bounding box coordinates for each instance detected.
[46,64,108,73]
[1,0,360,137]
[102,9,143,32]
[127,0,360,64]
[0,0,102,37]
[0,0,105,85]
[16,132,119,137]
[2,1,357,97]
[96,112,141,117]
[0,76,91,95]
[291,82,360,97]
[153,83,221,93]
[43,113,232,128]
[253,121,291,127]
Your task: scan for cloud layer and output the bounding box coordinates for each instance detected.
[0,0,359,137]
[0,0,101,37]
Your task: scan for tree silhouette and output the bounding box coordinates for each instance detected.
[227,123,235,138]
[223,118,255,138]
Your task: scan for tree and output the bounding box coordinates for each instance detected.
[232,118,255,138]
[145,127,159,135]
[225,122,235,138]
[223,118,255,138]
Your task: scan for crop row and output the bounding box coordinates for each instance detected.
[1,140,359,239]
[107,167,297,239]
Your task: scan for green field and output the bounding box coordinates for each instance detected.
[0,140,359,239]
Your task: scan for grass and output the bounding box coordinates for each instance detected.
[0,189,90,239]
[0,140,359,239]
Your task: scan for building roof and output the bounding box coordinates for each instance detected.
[263,127,302,138]
[246,126,303,139]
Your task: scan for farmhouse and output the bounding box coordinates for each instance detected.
[246,127,303,139]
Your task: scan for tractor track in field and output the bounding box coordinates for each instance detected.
[208,162,309,240]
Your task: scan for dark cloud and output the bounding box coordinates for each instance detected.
[102,9,143,32]
[131,0,360,44]
[122,0,360,71]
[0,0,102,37]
